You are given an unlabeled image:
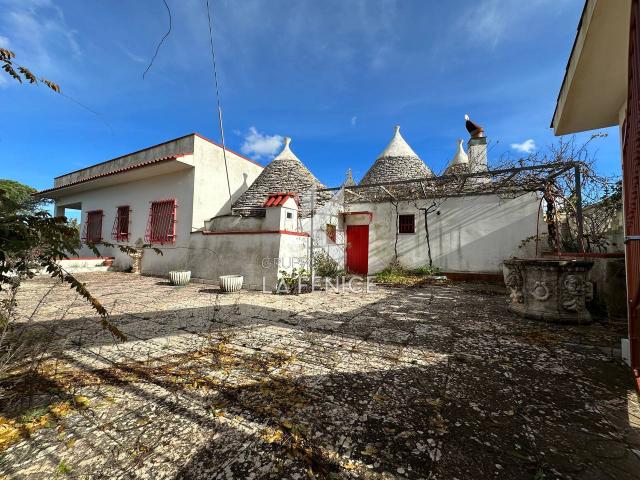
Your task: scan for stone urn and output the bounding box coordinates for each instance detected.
[219,275,243,293]
[503,258,594,324]
[169,270,191,286]
[129,239,145,274]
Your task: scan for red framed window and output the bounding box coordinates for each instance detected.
[83,210,103,243]
[145,199,176,244]
[326,224,337,243]
[112,206,130,242]
[398,214,415,234]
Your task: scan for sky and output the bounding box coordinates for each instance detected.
[0,0,622,192]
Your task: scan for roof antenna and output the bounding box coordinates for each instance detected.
[205,0,233,202]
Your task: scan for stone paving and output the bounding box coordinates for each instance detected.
[0,272,639,479]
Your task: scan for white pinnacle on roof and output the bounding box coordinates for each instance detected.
[273,137,299,161]
[449,139,469,167]
[377,125,420,159]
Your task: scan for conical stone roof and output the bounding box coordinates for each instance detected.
[359,126,433,185]
[232,137,329,213]
[343,168,356,187]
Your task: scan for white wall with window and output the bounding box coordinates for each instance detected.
[347,193,542,274]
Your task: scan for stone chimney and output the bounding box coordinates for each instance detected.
[468,136,488,174]
[464,114,488,174]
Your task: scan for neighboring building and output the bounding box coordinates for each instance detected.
[551,0,638,389]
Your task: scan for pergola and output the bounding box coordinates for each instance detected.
[314,161,586,252]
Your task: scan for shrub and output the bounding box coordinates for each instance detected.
[276,268,311,295]
[313,251,343,278]
[375,261,443,285]
[413,265,441,276]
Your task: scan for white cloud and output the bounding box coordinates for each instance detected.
[0,0,81,81]
[117,42,146,64]
[351,115,357,126]
[240,127,283,161]
[457,0,573,49]
[510,139,536,154]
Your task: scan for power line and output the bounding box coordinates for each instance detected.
[143,0,172,79]
[205,0,233,202]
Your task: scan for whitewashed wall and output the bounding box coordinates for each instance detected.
[193,136,263,223]
[349,192,542,274]
[52,134,264,276]
[55,167,196,273]
[302,188,346,268]
[187,231,309,290]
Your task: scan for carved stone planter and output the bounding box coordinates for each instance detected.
[169,270,191,286]
[219,275,243,293]
[503,258,594,324]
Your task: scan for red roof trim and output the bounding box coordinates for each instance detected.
[37,154,188,196]
[262,192,300,208]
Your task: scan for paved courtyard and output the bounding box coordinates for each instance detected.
[1,272,639,479]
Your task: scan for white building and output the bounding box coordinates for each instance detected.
[39,124,542,288]
[38,133,263,276]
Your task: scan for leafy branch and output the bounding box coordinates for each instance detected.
[0,48,61,93]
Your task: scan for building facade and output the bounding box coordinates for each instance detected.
[551,0,638,389]
[39,125,542,290]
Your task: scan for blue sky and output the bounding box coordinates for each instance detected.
[0,0,622,191]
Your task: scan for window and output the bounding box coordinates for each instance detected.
[326,224,337,243]
[398,214,415,234]
[83,210,103,243]
[286,211,293,219]
[145,199,176,244]
[112,206,130,242]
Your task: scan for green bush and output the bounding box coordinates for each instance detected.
[276,268,311,295]
[313,251,344,278]
[413,265,441,276]
[375,261,442,285]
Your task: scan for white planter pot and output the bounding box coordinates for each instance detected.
[219,275,243,293]
[169,270,191,286]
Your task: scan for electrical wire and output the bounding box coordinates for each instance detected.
[205,0,233,202]
[143,0,172,79]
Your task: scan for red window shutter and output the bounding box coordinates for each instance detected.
[398,214,415,234]
[145,199,176,244]
[83,210,103,243]
[112,206,130,241]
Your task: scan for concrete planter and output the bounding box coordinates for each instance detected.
[503,258,594,324]
[169,270,191,286]
[220,275,243,293]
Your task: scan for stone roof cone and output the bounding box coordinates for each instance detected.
[232,137,328,213]
[343,168,356,187]
[359,126,433,185]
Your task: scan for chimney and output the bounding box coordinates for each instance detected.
[464,114,488,174]
[468,136,488,173]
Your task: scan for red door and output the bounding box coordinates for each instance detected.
[346,225,369,275]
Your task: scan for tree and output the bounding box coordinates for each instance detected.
[0,191,124,339]
[0,179,49,214]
